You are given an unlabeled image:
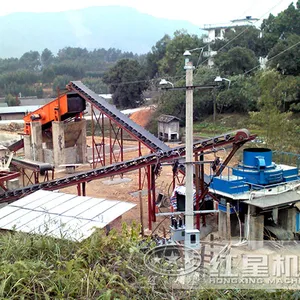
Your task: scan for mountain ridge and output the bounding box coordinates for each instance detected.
[0,6,202,58]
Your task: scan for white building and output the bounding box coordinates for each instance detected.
[158,114,181,142]
[201,16,259,67]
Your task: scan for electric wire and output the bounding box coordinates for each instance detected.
[82,1,289,90]
[194,0,287,76]
[243,39,300,75]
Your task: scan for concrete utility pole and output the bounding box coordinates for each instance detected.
[184,57,195,232]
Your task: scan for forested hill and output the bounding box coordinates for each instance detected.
[0,6,201,58]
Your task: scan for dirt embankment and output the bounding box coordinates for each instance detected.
[129,107,155,128]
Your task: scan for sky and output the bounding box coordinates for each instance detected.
[0,0,296,25]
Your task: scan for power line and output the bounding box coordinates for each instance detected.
[194,0,287,73]
[244,39,300,75]
[93,0,289,89]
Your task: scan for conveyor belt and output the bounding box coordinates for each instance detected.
[10,157,54,175]
[0,129,255,202]
[68,81,170,152]
[7,139,24,152]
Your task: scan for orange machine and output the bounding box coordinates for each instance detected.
[23,93,86,135]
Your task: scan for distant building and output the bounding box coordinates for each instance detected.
[99,94,113,101]
[201,16,259,67]
[158,114,180,142]
[0,105,41,121]
[19,98,54,106]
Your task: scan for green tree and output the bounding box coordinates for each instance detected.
[52,75,73,92]
[211,26,262,56]
[42,67,56,83]
[216,75,259,114]
[103,59,148,108]
[214,46,258,75]
[249,70,300,151]
[146,34,171,78]
[36,86,44,99]
[82,77,108,94]
[5,94,20,106]
[260,2,300,55]
[267,34,300,75]
[158,30,204,76]
[41,48,54,68]
[19,50,41,71]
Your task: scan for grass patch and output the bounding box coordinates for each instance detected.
[0,223,299,299]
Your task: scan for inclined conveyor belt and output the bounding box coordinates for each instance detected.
[68,81,170,152]
[0,129,255,202]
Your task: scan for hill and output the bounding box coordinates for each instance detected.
[0,6,202,58]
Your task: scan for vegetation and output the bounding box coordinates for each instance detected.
[103,59,148,108]
[0,47,138,101]
[0,224,299,299]
[1,3,300,298]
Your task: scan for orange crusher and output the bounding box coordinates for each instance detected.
[23,93,86,135]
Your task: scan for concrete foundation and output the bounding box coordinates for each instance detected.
[244,205,264,250]
[218,211,240,239]
[7,178,20,190]
[279,207,297,232]
[52,119,87,167]
[218,211,227,238]
[52,121,66,167]
[24,122,43,161]
[248,214,264,250]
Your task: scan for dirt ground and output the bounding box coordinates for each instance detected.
[2,121,239,237]
[56,136,235,235]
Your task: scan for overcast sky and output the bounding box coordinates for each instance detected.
[0,0,296,25]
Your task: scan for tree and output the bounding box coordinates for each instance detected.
[19,51,41,71]
[158,30,204,76]
[41,48,54,68]
[249,70,300,151]
[211,26,262,56]
[216,75,259,114]
[5,94,20,106]
[103,59,148,108]
[214,46,259,76]
[42,67,56,83]
[260,3,300,55]
[146,34,171,78]
[82,77,108,94]
[36,86,44,99]
[52,75,73,92]
[267,34,300,76]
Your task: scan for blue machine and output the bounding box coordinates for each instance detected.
[211,148,299,195]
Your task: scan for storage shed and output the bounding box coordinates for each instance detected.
[158,114,180,142]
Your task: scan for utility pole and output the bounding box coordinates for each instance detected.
[159,51,219,250]
[213,88,217,124]
[183,51,200,250]
[184,58,195,232]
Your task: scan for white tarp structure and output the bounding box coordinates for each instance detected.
[0,190,135,241]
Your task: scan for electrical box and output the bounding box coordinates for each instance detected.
[185,229,200,249]
[170,226,185,242]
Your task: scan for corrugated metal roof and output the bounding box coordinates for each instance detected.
[158,114,181,123]
[0,190,135,241]
[0,105,41,114]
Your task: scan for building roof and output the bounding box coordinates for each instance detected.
[20,98,54,106]
[158,114,181,123]
[0,190,136,241]
[0,105,41,114]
